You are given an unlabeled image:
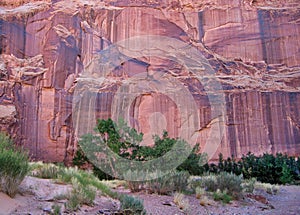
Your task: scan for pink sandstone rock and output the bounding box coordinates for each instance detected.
[0,0,299,162]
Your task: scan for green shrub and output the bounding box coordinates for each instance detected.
[127,180,143,193]
[119,194,146,215]
[29,162,123,212]
[29,161,44,171]
[213,190,233,204]
[195,186,205,199]
[255,181,279,195]
[211,152,300,185]
[242,178,256,193]
[200,172,242,199]
[125,170,190,195]
[0,133,29,197]
[177,143,208,176]
[241,153,300,184]
[73,180,96,205]
[216,172,242,198]
[61,166,119,199]
[279,161,293,184]
[77,118,178,163]
[51,203,61,215]
[55,167,78,184]
[73,146,114,180]
[65,191,81,211]
[74,118,197,182]
[199,175,218,192]
[0,133,12,149]
[145,171,190,195]
[31,163,59,179]
[65,178,96,211]
[217,153,242,175]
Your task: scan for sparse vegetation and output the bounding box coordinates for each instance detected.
[0,132,30,197]
[213,190,233,204]
[9,117,298,213]
[242,178,256,193]
[173,192,190,213]
[254,181,279,195]
[200,172,242,199]
[195,187,205,199]
[119,194,146,215]
[55,166,118,199]
[65,178,97,211]
[144,170,190,195]
[29,162,146,212]
[199,195,210,206]
[125,170,190,195]
[188,171,282,207]
[51,203,61,215]
[31,163,59,179]
[188,172,243,205]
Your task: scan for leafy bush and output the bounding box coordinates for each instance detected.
[241,153,300,184]
[73,146,114,180]
[217,153,242,175]
[177,143,208,176]
[74,118,196,181]
[211,152,300,185]
[0,133,30,197]
[280,161,293,184]
[119,194,146,215]
[73,118,147,180]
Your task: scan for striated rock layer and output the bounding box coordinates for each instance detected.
[0,0,299,162]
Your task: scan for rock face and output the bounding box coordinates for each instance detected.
[0,0,299,162]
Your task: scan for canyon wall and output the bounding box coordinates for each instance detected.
[0,0,299,162]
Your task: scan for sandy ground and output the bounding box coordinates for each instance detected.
[1,176,300,215]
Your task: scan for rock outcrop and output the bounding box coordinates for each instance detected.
[0,0,299,162]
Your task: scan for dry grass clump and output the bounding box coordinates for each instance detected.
[255,182,280,195]
[173,192,191,214]
[0,0,51,8]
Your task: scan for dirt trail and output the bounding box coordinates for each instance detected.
[265,185,300,215]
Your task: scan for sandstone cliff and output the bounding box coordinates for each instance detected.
[0,0,299,162]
